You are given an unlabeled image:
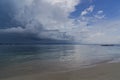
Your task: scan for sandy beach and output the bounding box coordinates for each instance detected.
[1,62,120,80]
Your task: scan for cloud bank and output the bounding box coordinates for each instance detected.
[1,0,80,41]
[0,0,120,44]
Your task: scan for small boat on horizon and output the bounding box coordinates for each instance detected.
[101,44,115,46]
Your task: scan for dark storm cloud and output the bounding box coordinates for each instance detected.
[0,0,19,28]
[0,0,78,43]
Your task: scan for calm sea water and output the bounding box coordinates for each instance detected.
[0,45,120,67]
[0,45,120,78]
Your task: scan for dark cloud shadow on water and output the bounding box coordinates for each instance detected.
[0,45,75,67]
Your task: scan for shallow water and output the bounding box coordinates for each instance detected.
[0,45,120,78]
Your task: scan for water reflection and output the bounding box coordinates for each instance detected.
[59,45,120,67]
[0,45,75,67]
[0,45,120,68]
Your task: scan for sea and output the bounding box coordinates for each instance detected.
[0,44,120,78]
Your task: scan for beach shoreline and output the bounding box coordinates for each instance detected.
[1,62,120,80]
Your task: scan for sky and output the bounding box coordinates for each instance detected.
[0,0,120,44]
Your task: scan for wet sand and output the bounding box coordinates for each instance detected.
[1,62,120,80]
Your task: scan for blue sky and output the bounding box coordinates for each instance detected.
[71,0,120,19]
[0,0,120,44]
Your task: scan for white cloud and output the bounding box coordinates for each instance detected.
[80,20,120,44]
[1,0,80,40]
[97,10,103,14]
[94,10,105,19]
[1,0,120,44]
[81,5,95,16]
[44,0,79,13]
